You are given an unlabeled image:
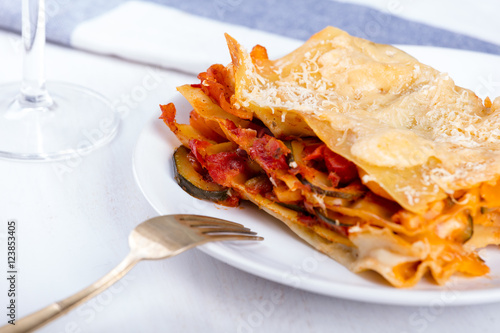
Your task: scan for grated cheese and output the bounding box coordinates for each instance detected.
[229,26,500,213]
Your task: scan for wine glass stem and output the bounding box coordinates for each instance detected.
[20,0,52,106]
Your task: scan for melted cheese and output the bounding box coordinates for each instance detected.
[226,27,500,213]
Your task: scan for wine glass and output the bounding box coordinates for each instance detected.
[0,0,119,161]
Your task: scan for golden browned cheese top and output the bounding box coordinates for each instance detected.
[227,26,500,213]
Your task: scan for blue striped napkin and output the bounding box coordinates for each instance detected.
[1,0,499,73]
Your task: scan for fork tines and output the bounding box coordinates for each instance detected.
[176,214,243,227]
[175,214,263,241]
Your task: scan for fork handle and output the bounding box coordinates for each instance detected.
[0,252,140,333]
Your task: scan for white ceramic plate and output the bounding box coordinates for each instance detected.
[133,46,500,306]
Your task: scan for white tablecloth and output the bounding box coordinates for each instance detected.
[2,1,500,332]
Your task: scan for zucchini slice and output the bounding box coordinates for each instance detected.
[457,214,473,244]
[173,146,230,202]
[315,208,360,227]
[277,202,308,213]
[480,206,498,214]
[299,177,364,200]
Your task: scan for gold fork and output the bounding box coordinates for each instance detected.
[0,214,263,333]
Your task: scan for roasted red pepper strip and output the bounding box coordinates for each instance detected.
[205,152,247,187]
[189,138,247,188]
[188,139,211,167]
[302,143,325,162]
[223,120,290,175]
[250,44,269,64]
[303,142,358,185]
[159,103,178,133]
[249,136,289,172]
[323,148,358,184]
[198,65,253,120]
[245,175,274,195]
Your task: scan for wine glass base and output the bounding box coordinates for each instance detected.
[0,81,120,161]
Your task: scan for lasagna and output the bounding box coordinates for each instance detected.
[160,26,500,288]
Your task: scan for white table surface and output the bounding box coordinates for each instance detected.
[1,29,500,333]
